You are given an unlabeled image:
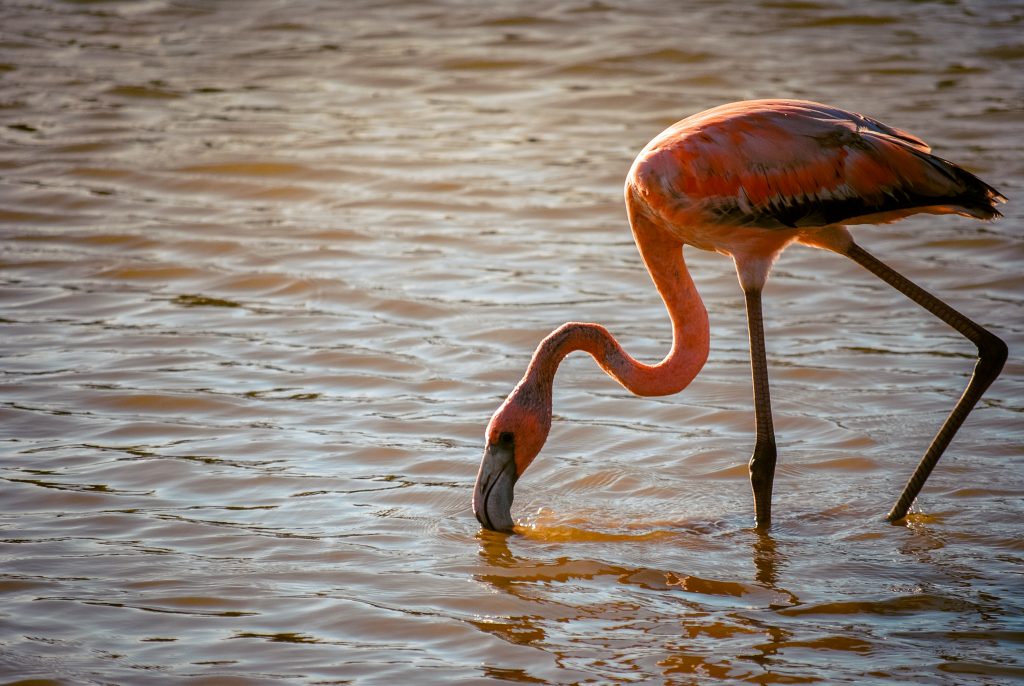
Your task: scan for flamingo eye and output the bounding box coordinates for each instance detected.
[498,431,514,446]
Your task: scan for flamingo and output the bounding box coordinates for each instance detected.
[472,99,1007,532]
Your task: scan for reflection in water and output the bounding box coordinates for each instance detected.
[477,528,519,569]
[467,505,1024,682]
[473,525,809,682]
[476,525,794,601]
[752,528,780,589]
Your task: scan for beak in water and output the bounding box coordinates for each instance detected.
[473,439,518,532]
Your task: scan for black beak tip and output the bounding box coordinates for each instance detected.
[474,501,515,533]
[473,443,518,533]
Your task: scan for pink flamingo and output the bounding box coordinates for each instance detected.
[473,99,1007,532]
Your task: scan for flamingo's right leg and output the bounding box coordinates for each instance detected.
[744,286,777,529]
[843,242,1007,523]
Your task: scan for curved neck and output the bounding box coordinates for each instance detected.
[520,204,709,400]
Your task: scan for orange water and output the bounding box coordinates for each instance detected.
[1,1,1022,684]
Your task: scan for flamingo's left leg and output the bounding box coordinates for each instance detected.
[743,285,777,529]
[843,241,1007,522]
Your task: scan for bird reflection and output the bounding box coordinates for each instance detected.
[471,524,799,681]
[473,523,797,606]
[752,528,779,587]
[475,527,517,567]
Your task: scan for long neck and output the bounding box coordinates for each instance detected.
[520,205,709,400]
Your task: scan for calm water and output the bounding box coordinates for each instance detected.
[1,1,1022,684]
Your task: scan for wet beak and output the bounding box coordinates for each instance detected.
[473,441,518,532]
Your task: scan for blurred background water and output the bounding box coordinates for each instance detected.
[1,1,1022,684]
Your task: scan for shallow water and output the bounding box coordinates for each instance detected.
[1,0,1023,684]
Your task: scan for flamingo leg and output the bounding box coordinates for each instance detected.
[744,286,778,529]
[844,242,1007,522]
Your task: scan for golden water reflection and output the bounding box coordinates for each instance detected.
[473,523,818,682]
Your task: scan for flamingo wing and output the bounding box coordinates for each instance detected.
[642,100,1005,230]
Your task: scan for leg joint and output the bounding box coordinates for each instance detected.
[749,440,777,482]
[977,330,1008,376]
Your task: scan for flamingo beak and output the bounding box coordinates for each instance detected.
[473,440,518,532]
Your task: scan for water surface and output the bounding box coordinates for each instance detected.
[1,1,1022,684]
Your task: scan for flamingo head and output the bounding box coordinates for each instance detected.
[472,385,551,532]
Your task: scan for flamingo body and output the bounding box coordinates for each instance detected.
[629,99,1002,288]
[473,99,1006,533]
